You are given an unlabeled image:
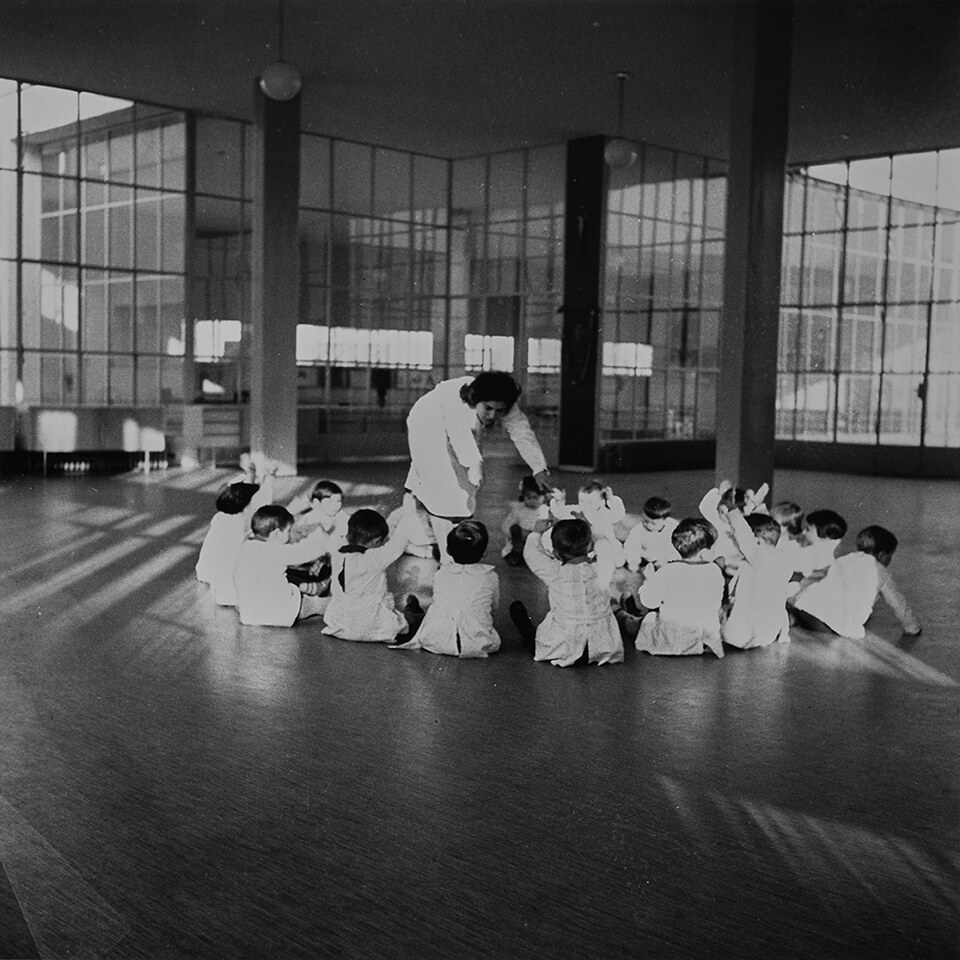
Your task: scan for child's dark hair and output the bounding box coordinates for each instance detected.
[746,513,781,547]
[250,504,293,539]
[856,525,898,558]
[518,475,544,501]
[459,371,522,411]
[216,482,260,515]
[579,479,606,496]
[672,518,717,559]
[718,487,748,512]
[805,509,847,541]
[311,480,343,501]
[550,518,593,562]
[347,508,389,547]
[643,496,672,520]
[770,501,804,537]
[447,520,489,564]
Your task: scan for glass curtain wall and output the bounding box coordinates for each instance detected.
[602,146,727,442]
[778,150,960,448]
[0,79,187,409]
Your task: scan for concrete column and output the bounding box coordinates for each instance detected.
[559,135,606,470]
[249,87,300,474]
[716,0,792,495]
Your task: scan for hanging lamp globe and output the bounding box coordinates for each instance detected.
[259,60,302,101]
[604,137,638,169]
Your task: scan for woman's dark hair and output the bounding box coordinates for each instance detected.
[550,518,593,562]
[805,509,847,541]
[216,482,260,515]
[518,475,544,501]
[459,372,522,411]
[856,525,898,558]
[746,513,781,547]
[447,520,489,564]
[250,504,293,538]
[347,509,389,547]
[671,518,717,559]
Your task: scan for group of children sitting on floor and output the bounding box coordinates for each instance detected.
[195,458,921,667]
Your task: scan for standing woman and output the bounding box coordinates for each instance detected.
[405,372,551,556]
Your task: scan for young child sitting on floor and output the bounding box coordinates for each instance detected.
[623,496,680,576]
[770,501,805,563]
[722,510,795,649]
[793,509,847,581]
[698,480,768,577]
[631,518,725,658]
[386,493,439,561]
[321,509,424,644]
[790,525,921,639]
[510,518,623,668]
[286,480,349,593]
[233,505,330,627]
[196,461,276,606]
[392,520,501,658]
[500,475,552,566]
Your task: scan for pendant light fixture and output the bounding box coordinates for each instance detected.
[604,71,638,169]
[259,0,302,101]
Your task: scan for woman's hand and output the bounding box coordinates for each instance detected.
[533,470,551,493]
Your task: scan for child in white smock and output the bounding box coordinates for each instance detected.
[392,520,500,658]
[233,505,330,627]
[623,496,680,576]
[322,509,423,643]
[769,501,805,566]
[634,518,725,657]
[511,518,623,667]
[722,510,795,649]
[196,465,275,607]
[500,475,552,566]
[790,525,920,639]
[792,509,847,580]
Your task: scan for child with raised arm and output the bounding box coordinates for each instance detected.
[321,509,424,643]
[698,480,768,576]
[233,505,330,627]
[500,475,552,566]
[623,496,680,576]
[770,501,805,563]
[196,461,276,606]
[722,510,795,649]
[510,518,623,667]
[633,518,725,657]
[392,520,501,658]
[790,525,921,639]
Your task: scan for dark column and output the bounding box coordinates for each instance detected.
[559,136,607,470]
[716,0,792,495]
[249,87,301,474]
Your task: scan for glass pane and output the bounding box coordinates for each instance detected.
[843,229,885,303]
[196,118,243,197]
[489,151,523,216]
[161,193,185,272]
[794,372,835,440]
[924,374,960,447]
[838,306,882,372]
[108,190,133,267]
[161,357,184,402]
[300,210,330,284]
[805,177,845,233]
[891,152,938,208]
[109,354,134,404]
[135,122,161,187]
[0,79,18,171]
[452,156,485,215]
[136,355,159,405]
[848,156,890,198]
[82,271,108,351]
[836,373,878,442]
[20,86,78,176]
[82,207,106,267]
[776,372,798,438]
[413,154,449,213]
[136,275,161,353]
[333,141,371,215]
[161,120,187,190]
[373,147,410,217]
[879,373,922,445]
[160,277,185,355]
[778,308,800,371]
[928,303,960,373]
[300,135,331,208]
[797,309,835,372]
[108,129,134,184]
[83,354,108,404]
[803,235,842,304]
[109,275,134,351]
[883,304,927,372]
[136,190,160,270]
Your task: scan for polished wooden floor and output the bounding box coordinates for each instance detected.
[0,459,958,959]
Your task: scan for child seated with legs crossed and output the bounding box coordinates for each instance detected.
[500,475,553,566]
[790,525,920,639]
[630,518,725,657]
[392,520,501,658]
[791,509,846,587]
[623,496,680,578]
[286,480,349,595]
[722,510,796,649]
[233,505,331,627]
[322,509,424,643]
[510,518,623,667]
[386,492,440,561]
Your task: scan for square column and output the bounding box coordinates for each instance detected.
[559,136,607,469]
[716,0,792,494]
[249,88,301,474]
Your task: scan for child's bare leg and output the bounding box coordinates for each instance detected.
[389,595,424,645]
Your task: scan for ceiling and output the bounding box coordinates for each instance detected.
[2,0,958,164]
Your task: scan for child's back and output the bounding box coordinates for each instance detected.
[522,520,623,667]
[635,519,724,657]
